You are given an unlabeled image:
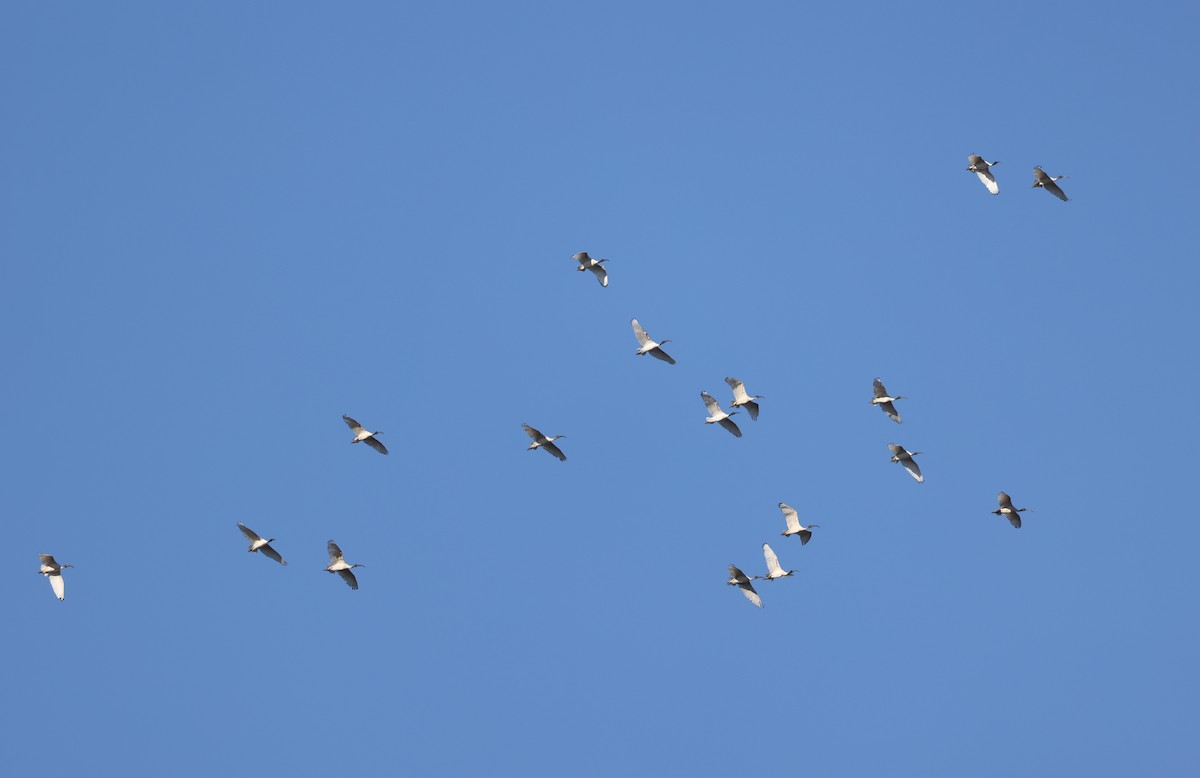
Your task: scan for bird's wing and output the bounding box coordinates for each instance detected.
[542,441,567,461]
[237,523,262,541]
[873,378,888,399]
[1033,166,1050,183]
[744,400,760,422]
[799,530,812,546]
[631,319,650,346]
[589,264,608,287]
[700,392,721,415]
[967,154,984,166]
[997,491,1014,510]
[572,251,592,264]
[738,582,763,608]
[888,443,904,456]
[719,418,742,437]
[365,436,389,455]
[650,347,676,365]
[725,377,750,403]
[901,458,924,483]
[975,169,999,194]
[763,544,783,576]
[49,573,65,600]
[880,401,902,424]
[522,424,545,442]
[1008,514,1022,529]
[327,541,345,563]
[39,553,58,567]
[342,415,365,433]
[338,569,359,590]
[779,503,801,533]
[1044,179,1069,201]
[260,544,287,565]
[728,565,747,583]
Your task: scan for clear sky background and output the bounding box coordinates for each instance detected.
[4,2,1198,775]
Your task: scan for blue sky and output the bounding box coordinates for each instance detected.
[5,2,1199,775]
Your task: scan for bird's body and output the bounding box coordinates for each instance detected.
[522,423,567,461]
[38,553,72,601]
[725,377,763,421]
[237,522,287,565]
[993,491,1028,528]
[1033,166,1069,201]
[778,502,819,545]
[630,319,676,365]
[871,378,905,424]
[571,251,609,287]
[967,154,1000,195]
[343,415,388,455]
[325,540,364,589]
[727,565,762,608]
[888,443,924,483]
[761,543,796,580]
[700,391,742,438]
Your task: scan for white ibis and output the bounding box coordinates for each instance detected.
[725,377,763,421]
[325,540,365,589]
[522,423,567,461]
[727,565,762,608]
[343,415,388,455]
[237,523,287,565]
[631,319,676,365]
[888,443,924,483]
[700,392,742,438]
[572,251,609,287]
[1033,166,1069,201]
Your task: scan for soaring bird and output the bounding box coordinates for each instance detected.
[343,415,388,455]
[725,377,763,421]
[871,378,905,424]
[993,491,1029,528]
[967,154,1000,195]
[38,554,72,601]
[761,543,796,580]
[630,319,676,365]
[571,251,609,287]
[522,423,567,461]
[325,540,365,590]
[778,502,819,545]
[1032,166,1069,201]
[727,565,763,608]
[700,392,742,438]
[237,523,287,565]
[888,443,924,483]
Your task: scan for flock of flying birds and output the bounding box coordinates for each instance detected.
[33,154,1048,603]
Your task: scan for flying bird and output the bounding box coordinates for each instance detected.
[630,319,676,365]
[778,502,819,545]
[237,523,287,565]
[888,443,924,483]
[967,154,1000,195]
[700,391,742,438]
[1032,166,1069,201]
[727,565,762,608]
[871,378,905,424]
[522,423,567,461]
[571,251,609,287]
[725,377,763,421]
[993,491,1029,528]
[761,543,796,580]
[325,540,365,590]
[38,554,73,601]
[343,415,388,455]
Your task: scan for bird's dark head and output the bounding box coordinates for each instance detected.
[660,339,671,344]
